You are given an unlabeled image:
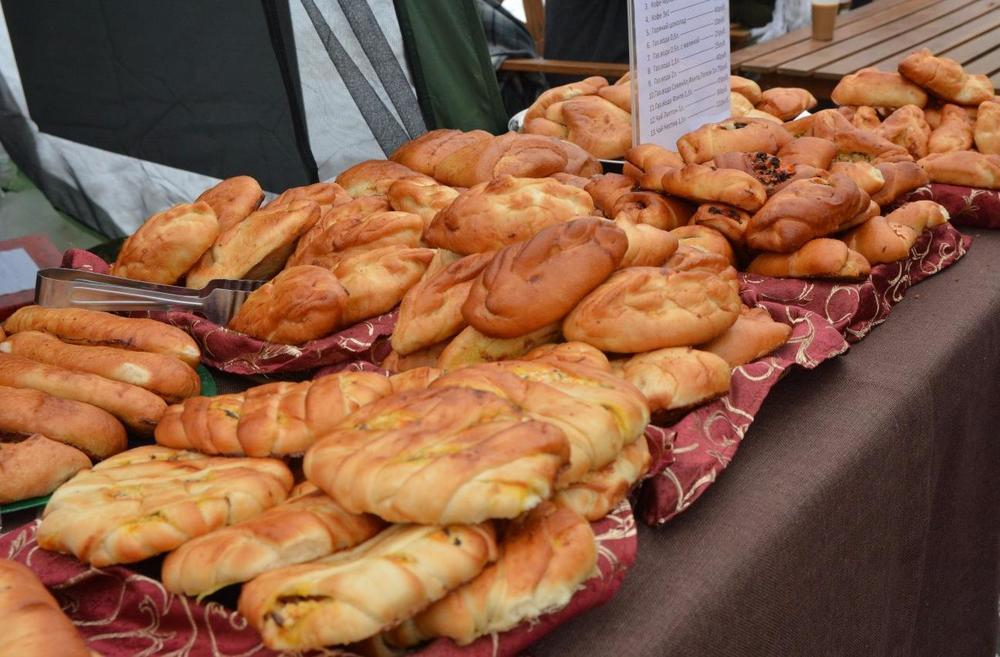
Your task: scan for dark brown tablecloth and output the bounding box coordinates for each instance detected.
[532,230,1000,657]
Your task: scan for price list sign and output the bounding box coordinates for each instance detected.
[629,0,731,149]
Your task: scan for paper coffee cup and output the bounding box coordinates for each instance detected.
[812,0,839,40]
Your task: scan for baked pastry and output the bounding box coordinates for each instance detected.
[731,91,755,117]
[111,202,219,285]
[238,523,498,650]
[615,219,680,267]
[898,49,994,106]
[830,68,928,108]
[677,119,792,164]
[186,200,321,287]
[387,176,460,229]
[870,161,930,206]
[650,163,767,212]
[227,265,348,344]
[462,218,627,338]
[526,95,632,159]
[928,103,975,154]
[700,305,792,367]
[598,78,632,112]
[829,161,886,196]
[392,251,494,356]
[585,173,636,216]
[521,340,612,372]
[37,445,293,566]
[0,385,126,458]
[266,181,351,212]
[0,434,91,504]
[839,198,880,232]
[0,331,200,402]
[876,105,931,159]
[162,483,385,597]
[335,246,435,325]
[382,340,449,373]
[0,353,166,435]
[291,196,391,267]
[776,137,837,170]
[745,173,869,253]
[671,225,736,266]
[711,151,805,195]
[842,200,949,264]
[335,160,434,197]
[155,371,391,457]
[0,559,93,657]
[288,210,424,270]
[974,99,1000,155]
[425,175,595,254]
[690,203,752,245]
[563,266,740,353]
[388,366,444,393]
[550,172,591,189]
[612,191,694,230]
[436,323,561,371]
[755,87,817,121]
[730,75,762,105]
[4,306,200,366]
[391,503,595,647]
[747,238,871,281]
[785,109,911,163]
[195,175,264,233]
[623,144,684,180]
[544,135,603,178]
[851,106,883,131]
[917,151,1000,189]
[554,438,649,521]
[524,76,608,122]
[612,347,730,421]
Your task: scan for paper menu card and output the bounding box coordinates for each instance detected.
[630,0,731,149]
[0,247,38,295]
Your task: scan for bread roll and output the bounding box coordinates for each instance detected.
[387,176,460,228]
[462,218,627,338]
[928,103,975,154]
[111,202,219,285]
[747,238,870,280]
[550,172,591,189]
[291,196,391,266]
[842,200,949,264]
[612,191,695,230]
[195,175,265,233]
[335,160,433,197]
[700,305,792,367]
[0,559,93,657]
[425,175,595,254]
[831,68,928,108]
[228,265,348,345]
[388,366,443,393]
[777,136,837,170]
[524,76,609,122]
[239,523,498,650]
[585,172,636,216]
[563,265,740,353]
[623,143,684,180]
[186,200,321,287]
[671,225,736,266]
[974,99,1000,155]
[730,75,762,105]
[0,385,126,458]
[711,151,813,195]
[0,331,200,402]
[898,48,993,106]
[829,161,886,196]
[540,95,632,159]
[155,371,392,457]
[38,445,293,566]
[851,106,883,131]
[786,109,910,163]
[871,161,929,206]
[677,118,792,164]
[875,105,931,159]
[755,87,817,121]
[651,163,767,211]
[615,220,680,268]
[599,79,632,112]
[0,353,166,435]
[266,181,350,212]
[549,135,603,178]
[162,484,385,597]
[690,203,751,245]
[612,347,730,419]
[554,438,650,521]
[436,323,561,371]
[521,341,612,372]
[731,91,755,117]
[917,150,1000,189]
[383,340,449,373]
[0,434,91,504]
[288,210,424,270]
[335,246,435,325]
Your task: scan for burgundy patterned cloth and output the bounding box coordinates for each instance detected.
[0,502,636,657]
[61,249,396,375]
[906,183,1000,229]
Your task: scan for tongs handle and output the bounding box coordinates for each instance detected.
[36,269,206,314]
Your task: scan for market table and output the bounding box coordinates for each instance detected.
[732,0,1000,100]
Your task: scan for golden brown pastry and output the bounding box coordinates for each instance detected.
[239,523,498,650]
[521,340,612,372]
[598,79,632,112]
[550,172,591,189]
[786,109,911,163]
[0,559,93,657]
[875,105,931,159]
[974,99,1000,155]
[612,191,694,230]
[623,143,684,180]
[0,385,126,459]
[671,224,736,266]
[534,95,632,159]
[690,203,751,245]
[195,175,265,233]
[731,75,762,105]
[677,118,792,164]
[612,346,730,423]
[388,366,444,393]
[649,163,767,211]
[838,198,880,232]
[4,306,200,366]
[830,68,928,108]
[335,246,435,325]
[918,150,1000,189]
[425,175,595,254]
[0,434,91,504]
[870,161,930,206]
[747,238,871,281]
[928,103,975,154]
[776,136,837,170]
[436,323,561,371]
[711,151,812,195]
[851,106,883,131]
[585,173,636,216]
[0,331,200,402]
[731,91,755,117]
[162,483,385,597]
[266,181,350,212]
[898,48,994,106]
[186,200,321,287]
[383,340,450,373]
[745,173,869,253]
[287,210,424,270]
[613,218,679,268]
[544,134,604,178]
[700,305,792,367]
[553,438,649,521]
[155,371,392,457]
[386,176,460,229]
[842,200,949,264]
[392,251,494,356]
[829,161,887,196]
[37,445,293,566]
[291,196,391,266]
[0,353,166,435]
[524,76,609,122]
[335,160,433,197]
[563,266,740,353]
[462,218,627,338]
[755,87,817,121]
[111,202,219,285]
[392,503,595,647]
[227,265,348,344]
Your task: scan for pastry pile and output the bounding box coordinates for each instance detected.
[0,306,202,504]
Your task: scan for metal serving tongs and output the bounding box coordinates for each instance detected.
[35,268,264,325]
